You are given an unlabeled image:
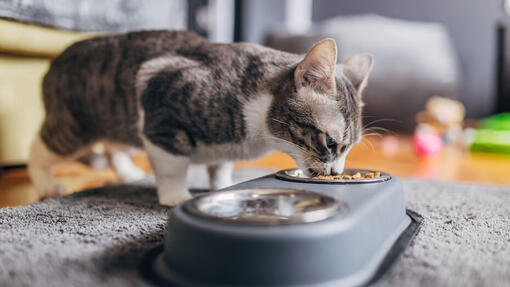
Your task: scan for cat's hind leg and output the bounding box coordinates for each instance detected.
[28,134,90,199]
[28,135,66,198]
[207,162,234,190]
[104,143,146,182]
[142,139,191,206]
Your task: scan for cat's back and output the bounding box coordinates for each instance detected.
[47,30,205,76]
[41,30,207,149]
[44,30,207,98]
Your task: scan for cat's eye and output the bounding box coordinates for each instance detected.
[340,145,347,153]
[326,135,336,149]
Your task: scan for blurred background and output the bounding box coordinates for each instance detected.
[1,0,510,207]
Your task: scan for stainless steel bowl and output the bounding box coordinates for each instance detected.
[276,168,391,184]
[183,188,344,225]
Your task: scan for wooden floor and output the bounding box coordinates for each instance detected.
[1,134,509,208]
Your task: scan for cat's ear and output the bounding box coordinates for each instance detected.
[343,54,373,95]
[295,38,338,90]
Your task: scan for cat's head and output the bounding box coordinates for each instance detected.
[268,39,373,176]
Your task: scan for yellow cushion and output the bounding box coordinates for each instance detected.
[0,19,95,57]
[0,54,50,163]
[0,19,98,163]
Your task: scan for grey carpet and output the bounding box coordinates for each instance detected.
[0,169,509,287]
[375,179,510,287]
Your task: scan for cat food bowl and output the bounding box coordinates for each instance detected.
[146,170,422,287]
[276,168,391,184]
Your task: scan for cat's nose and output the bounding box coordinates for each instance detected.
[332,157,346,175]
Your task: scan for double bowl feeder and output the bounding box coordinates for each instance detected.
[146,169,421,287]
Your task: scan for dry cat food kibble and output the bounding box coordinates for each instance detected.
[313,171,381,180]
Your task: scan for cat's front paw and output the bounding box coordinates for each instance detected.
[117,167,146,182]
[207,162,234,190]
[210,176,233,190]
[39,182,67,200]
[157,191,192,206]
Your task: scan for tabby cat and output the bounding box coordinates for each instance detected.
[28,31,373,206]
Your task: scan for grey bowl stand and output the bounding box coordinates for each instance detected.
[142,171,422,287]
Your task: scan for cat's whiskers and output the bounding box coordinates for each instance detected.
[361,120,398,148]
[299,155,323,170]
[362,133,383,138]
[361,124,396,148]
[343,125,351,139]
[271,118,289,126]
[257,136,307,161]
[363,126,393,134]
[363,118,401,129]
[301,156,317,165]
[362,137,375,152]
[262,136,308,154]
[358,139,371,150]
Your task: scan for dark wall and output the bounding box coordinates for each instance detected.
[242,0,286,44]
[312,0,508,118]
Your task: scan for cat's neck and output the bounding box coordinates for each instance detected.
[243,92,273,144]
[240,53,297,150]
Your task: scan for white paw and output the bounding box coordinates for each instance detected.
[40,182,67,199]
[207,162,234,190]
[158,193,192,206]
[117,167,146,182]
[111,151,146,182]
[211,176,233,190]
[157,190,192,206]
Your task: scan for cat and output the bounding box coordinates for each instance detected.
[28,30,373,206]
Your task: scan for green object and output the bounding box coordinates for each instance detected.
[471,113,510,154]
[480,113,510,130]
[471,129,510,155]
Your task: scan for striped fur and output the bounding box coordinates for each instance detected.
[30,31,372,204]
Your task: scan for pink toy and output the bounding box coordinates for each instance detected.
[413,125,443,156]
[381,135,399,155]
